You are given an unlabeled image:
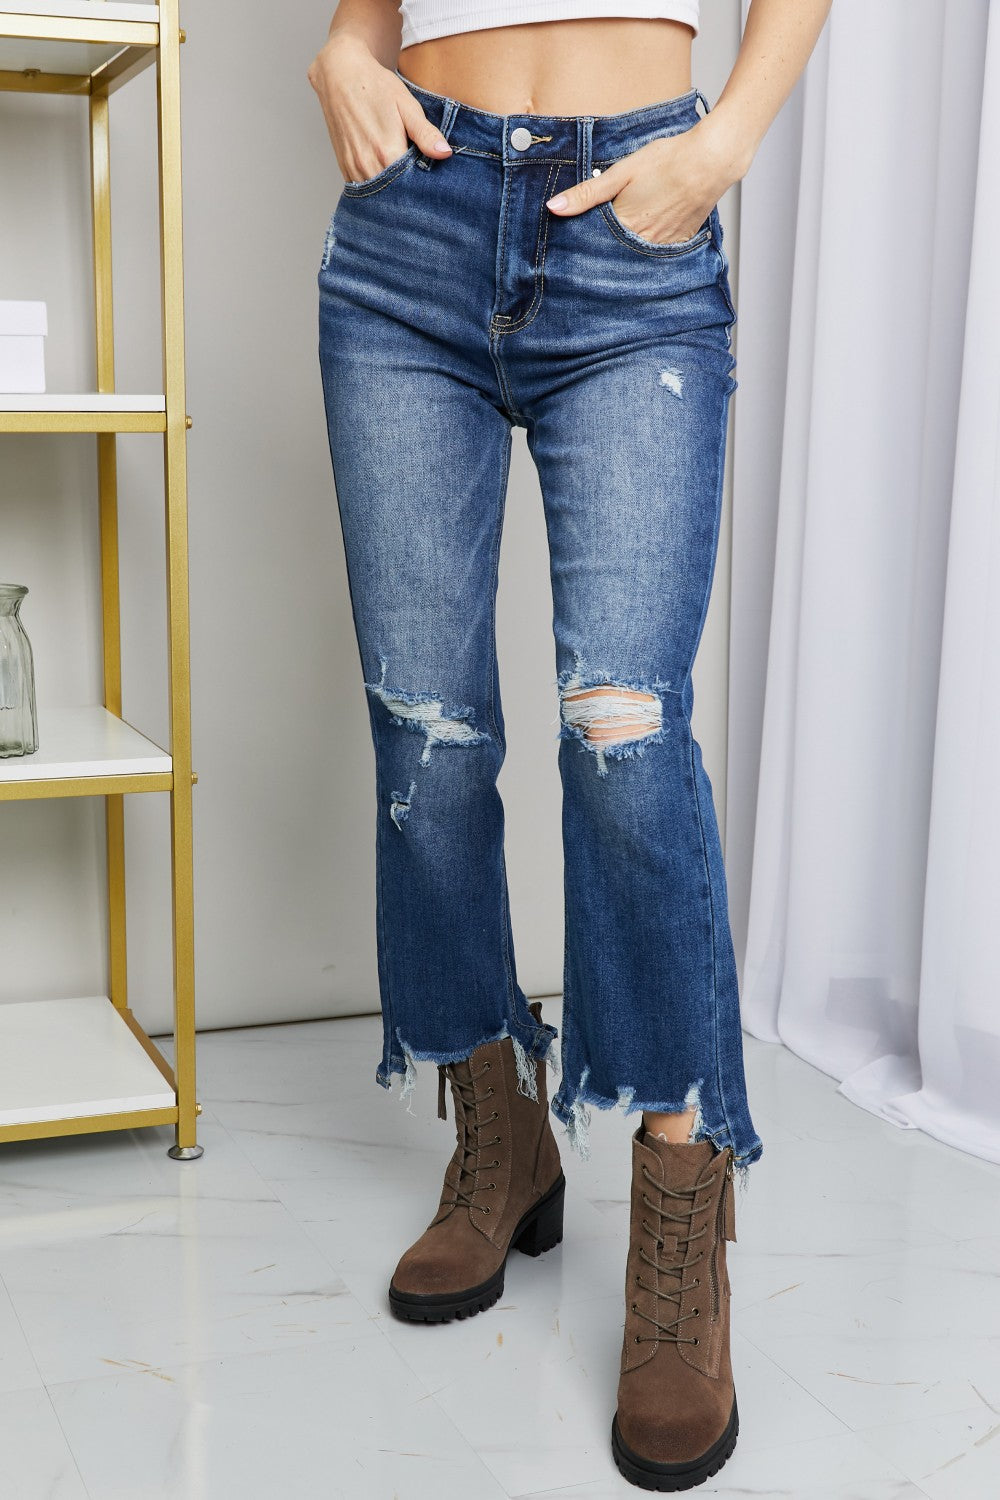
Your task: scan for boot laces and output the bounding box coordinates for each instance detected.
[431,1061,502,1224]
[631,1166,717,1347]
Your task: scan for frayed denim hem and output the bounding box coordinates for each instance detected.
[550,1066,763,1179]
[376,1016,560,1114]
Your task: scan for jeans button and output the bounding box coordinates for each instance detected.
[510,126,533,151]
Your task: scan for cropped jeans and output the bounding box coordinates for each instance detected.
[317,73,762,1169]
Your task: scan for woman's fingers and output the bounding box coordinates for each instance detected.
[341,105,450,181]
[307,40,452,181]
[545,138,711,243]
[546,163,627,215]
[397,93,454,158]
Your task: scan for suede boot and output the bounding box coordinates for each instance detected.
[388,1002,565,1323]
[612,1125,738,1491]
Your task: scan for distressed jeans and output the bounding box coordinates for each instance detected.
[317,73,763,1169]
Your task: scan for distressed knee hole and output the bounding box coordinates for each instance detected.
[561,684,662,744]
[366,658,490,766]
[559,681,663,776]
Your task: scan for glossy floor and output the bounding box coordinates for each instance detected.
[1,1002,998,1499]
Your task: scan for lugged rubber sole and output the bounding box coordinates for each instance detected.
[611,1396,738,1491]
[388,1170,566,1324]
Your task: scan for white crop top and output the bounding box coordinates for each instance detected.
[399,2,700,50]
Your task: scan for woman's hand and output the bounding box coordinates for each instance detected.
[307,32,453,184]
[545,112,751,244]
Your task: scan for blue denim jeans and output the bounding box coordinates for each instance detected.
[317,72,762,1169]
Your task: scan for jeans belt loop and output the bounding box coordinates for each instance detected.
[694,86,712,116]
[577,116,594,182]
[417,95,459,170]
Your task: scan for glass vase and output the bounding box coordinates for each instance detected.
[0,583,39,757]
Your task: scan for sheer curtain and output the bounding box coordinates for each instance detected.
[726,0,1000,1163]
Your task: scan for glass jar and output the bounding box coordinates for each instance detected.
[0,583,39,757]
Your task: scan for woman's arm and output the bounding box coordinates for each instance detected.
[307,0,453,184]
[545,0,833,244]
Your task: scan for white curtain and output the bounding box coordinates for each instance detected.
[727,0,1000,1164]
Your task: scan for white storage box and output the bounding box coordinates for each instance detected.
[0,301,47,394]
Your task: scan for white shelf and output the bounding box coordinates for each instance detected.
[0,2,156,19]
[0,393,164,411]
[0,705,170,782]
[0,995,174,1126]
[0,3,158,77]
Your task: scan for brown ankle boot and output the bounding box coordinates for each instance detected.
[388,1004,565,1323]
[612,1126,738,1491]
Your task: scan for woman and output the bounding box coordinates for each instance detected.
[309,0,830,1488]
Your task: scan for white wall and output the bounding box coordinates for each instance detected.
[0,2,742,1035]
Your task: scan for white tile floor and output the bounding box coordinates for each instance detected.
[2,1000,999,1499]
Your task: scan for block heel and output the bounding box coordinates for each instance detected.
[387,1003,565,1322]
[511,1171,566,1257]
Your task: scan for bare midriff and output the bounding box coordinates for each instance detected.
[397,17,694,117]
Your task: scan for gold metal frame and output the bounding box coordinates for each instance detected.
[0,4,200,1152]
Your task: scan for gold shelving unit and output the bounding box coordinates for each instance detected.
[0,1,201,1159]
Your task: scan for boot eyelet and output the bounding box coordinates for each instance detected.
[486,1087,495,1097]
[488,1182,496,1190]
[482,1206,491,1214]
[693,1308,700,1317]
[634,1335,641,1344]
[490,1159,500,1168]
[692,1337,699,1345]
[630,1302,637,1312]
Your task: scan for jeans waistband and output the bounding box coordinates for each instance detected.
[395,70,708,172]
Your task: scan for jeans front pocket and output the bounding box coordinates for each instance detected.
[341,143,419,198]
[597,198,714,258]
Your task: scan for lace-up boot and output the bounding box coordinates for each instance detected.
[388,1004,565,1323]
[612,1126,738,1490]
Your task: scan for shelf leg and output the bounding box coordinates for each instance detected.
[158,0,201,1158]
[90,91,130,1018]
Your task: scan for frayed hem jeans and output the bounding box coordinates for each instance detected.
[317,72,763,1170]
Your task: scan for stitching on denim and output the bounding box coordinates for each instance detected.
[598,201,713,258]
[322,427,398,1093]
[494,161,559,336]
[683,704,738,1157]
[699,374,741,1159]
[488,308,519,413]
[487,168,527,419]
[486,425,517,1011]
[371,701,396,1092]
[485,426,512,751]
[712,218,738,328]
[342,146,418,197]
[514,161,558,330]
[492,343,524,421]
[578,116,593,183]
[557,879,574,1131]
[491,164,514,335]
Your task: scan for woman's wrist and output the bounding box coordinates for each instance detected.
[696,103,760,186]
[323,14,398,73]
[323,27,376,65]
